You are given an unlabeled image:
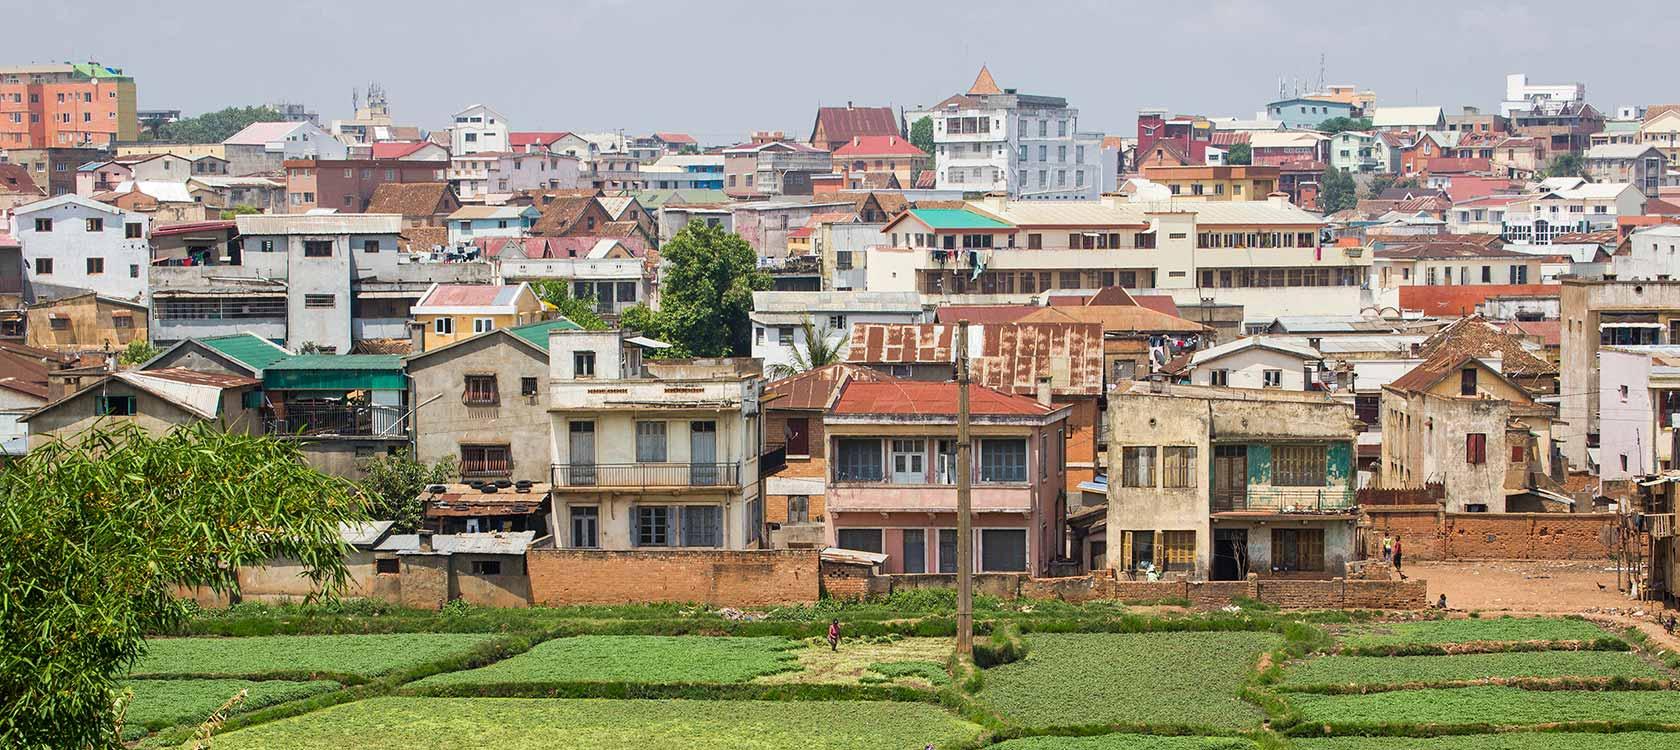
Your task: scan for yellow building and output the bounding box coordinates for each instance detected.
[1138,165,1279,201]
[410,282,548,352]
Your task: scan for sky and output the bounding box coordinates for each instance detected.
[10,0,1680,145]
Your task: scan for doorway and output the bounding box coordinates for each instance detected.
[1212,445,1247,512]
[690,420,718,485]
[1212,528,1248,581]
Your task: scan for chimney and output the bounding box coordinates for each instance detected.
[847,101,853,110]
[1036,376,1053,406]
[854,136,860,147]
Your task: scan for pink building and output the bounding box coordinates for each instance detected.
[823,378,1070,576]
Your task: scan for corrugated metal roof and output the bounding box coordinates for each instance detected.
[907,208,1012,230]
[765,363,891,411]
[426,531,537,555]
[752,291,923,315]
[237,213,402,235]
[509,318,583,351]
[831,380,1059,418]
[201,333,293,371]
[846,323,1104,396]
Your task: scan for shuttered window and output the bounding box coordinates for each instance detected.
[1274,445,1327,486]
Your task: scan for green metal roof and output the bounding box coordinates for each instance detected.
[199,333,292,372]
[509,318,582,351]
[907,208,1012,230]
[263,355,406,391]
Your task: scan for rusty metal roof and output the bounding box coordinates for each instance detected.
[765,363,891,411]
[847,323,1103,397]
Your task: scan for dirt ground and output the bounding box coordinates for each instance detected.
[1411,560,1643,614]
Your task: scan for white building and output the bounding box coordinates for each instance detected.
[1611,225,1680,280]
[749,291,926,375]
[447,205,540,245]
[14,194,150,302]
[1501,73,1585,118]
[1186,337,1325,391]
[641,154,725,191]
[1502,182,1646,245]
[450,104,510,156]
[448,151,579,203]
[911,66,1104,201]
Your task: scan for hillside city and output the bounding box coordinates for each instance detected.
[7,51,1680,750]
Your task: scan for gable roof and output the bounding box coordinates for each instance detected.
[832,135,925,158]
[1386,353,1533,398]
[1190,336,1320,367]
[894,208,1012,231]
[413,283,533,314]
[223,121,306,145]
[530,196,600,235]
[141,332,293,375]
[23,368,258,423]
[1416,316,1553,377]
[654,132,697,145]
[812,106,900,145]
[367,182,455,217]
[509,131,575,149]
[0,163,43,196]
[832,379,1060,418]
[1021,304,1209,335]
[369,141,435,159]
[407,317,582,364]
[1372,106,1445,128]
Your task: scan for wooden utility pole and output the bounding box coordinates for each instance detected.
[956,320,974,656]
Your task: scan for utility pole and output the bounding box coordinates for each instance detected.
[956,320,974,656]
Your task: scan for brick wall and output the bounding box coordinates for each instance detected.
[528,549,820,607]
[880,572,1428,610]
[819,560,874,599]
[1364,507,1448,560]
[1365,508,1615,561]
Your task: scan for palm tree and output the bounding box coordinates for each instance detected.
[767,318,846,380]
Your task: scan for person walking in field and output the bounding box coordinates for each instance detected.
[827,619,841,651]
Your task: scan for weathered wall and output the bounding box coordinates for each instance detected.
[987,571,1428,609]
[400,554,451,610]
[1364,508,1615,561]
[451,554,531,608]
[528,549,820,606]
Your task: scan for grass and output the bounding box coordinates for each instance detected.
[865,661,950,686]
[757,636,952,687]
[132,634,499,681]
[1280,650,1667,688]
[198,696,985,749]
[120,678,339,736]
[1293,733,1680,749]
[991,737,1256,749]
[977,631,1283,732]
[413,635,799,687]
[1286,685,1680,728]
[1338,617,1611,650]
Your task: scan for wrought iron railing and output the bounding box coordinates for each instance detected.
[1211,485,1357,514]
[265,404,405,437]
[550,462,740,488]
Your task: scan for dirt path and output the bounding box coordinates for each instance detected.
[1410,560,1639,613]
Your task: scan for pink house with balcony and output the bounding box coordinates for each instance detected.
[823,378,1070,576]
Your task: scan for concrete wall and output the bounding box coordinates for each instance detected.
[1380,389,1512,511]
[527,548,820,606]
[409,332,551,482]
[1561,279,1680,468]
[1599,349,1658,480]
[17,199,150,302]
[1190,347,1314,390]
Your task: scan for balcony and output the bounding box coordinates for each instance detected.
[265,403,406,438]
[550,462,741,490]
[1211,485,1356,515]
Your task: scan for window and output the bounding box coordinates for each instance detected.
[362,239,379,253]
[1263,369,1283,388]
[259,239,275,252]
[570,506,600,548]
[461,444,511,476]
[1209,369,1230,387]
[304,294,335,309]
[48,317,67,330]
[835,438,883,481]
[112,315,133,329]
[33,218,51,232]
[470,560,503,576]
[573,351,596,378]
[1466,433,1487,465]
[1162,446,1197,488]
[827,314,846,329]
[464,375,498,405]
[375,558,400,574]
[434,318,454,335]
[836,528,884,554]
[784,416,810,456]
[85,218,103,232]
[1121,446,1156,487]
[681,505,723,547]
[473,317,495,334]
[1460,367,1478,395]
[1274,445,1327,486]
[1273,528,1325,572]
[1162,531,1196,571]
[777,326,794,345]
[979,438,1027,482]
[902,529,927,574]
[85,257,104,275]
[520,376,539,396]
[636,421,668,462]
[981,528,1028,572]
[96,395,137,416]
[129,264,139,278]
[303,240,332,257]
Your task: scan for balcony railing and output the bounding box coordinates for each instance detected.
[550,462,740,489]
[1211,485,1356,514]
[265,404,406,438]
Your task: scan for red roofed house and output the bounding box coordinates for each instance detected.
[760,363,890,542]
[823,377,1071,575]
[809,104,901,153]
[832,135,927,190]
[369,141,449,162]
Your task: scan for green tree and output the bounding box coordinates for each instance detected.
[529,281,608,330]
[1318,167,1359,213]
[0,422,365,748]
[219,204,261,219]
[766,319,847,379]
[909,116,935,182]
[158,106,281,143]
[626,223,769,357]
[1225,143,1252,165]
[1365,174,1418,199]
[1545,153,1586,178]
[1315,116,1372,134]
[116,339,160,366]
[356,452,457,533]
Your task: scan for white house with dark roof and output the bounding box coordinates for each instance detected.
[1186,336,1325,390]
[450,104,510,156]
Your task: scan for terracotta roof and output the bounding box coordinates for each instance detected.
[530,196,597,235]
[367,182,454,217]
[813,107,900,145]
[914,171,937,189]
[1415,316,1554,377]
[509,131,573,149]
[1399,285,1558,318]
[1647,198,1680,216]
[1131,295,1182,317]
[654,132,697,145]
[765,363,892,411]
[1021,304,1208,335]
[859,172,902,190]
[832,135,925,158]
[369,141,431,159]
[0,163,42,196]
[1503,319,1561,348]
[598,220,642,238]
[1375,240,1527,259]
[967,66,1002,96]
[933,305,1040,325]
[400,226,450,252]
[1423,157,1492,175]
[832,380,1057,418]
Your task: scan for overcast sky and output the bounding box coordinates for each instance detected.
[11,0,1678,145]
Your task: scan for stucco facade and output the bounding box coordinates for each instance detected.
[408,329,554,483]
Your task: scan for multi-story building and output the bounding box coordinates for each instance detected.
[913,67,1104,200]
[1560,278,1680,469]
[831,136,926,189]
[448,151,580,203]
[75,153,191,196]
[749,291,925,375]
[1583,144,1668,198]
[1106,381,1360,579]
[1444,106,1510,134]
[408,283,546,353]
[640,154,724,190]
[1139,165,1278,200]
[1264,97,1354,130]
[1510,100,1604,160]
[283,158,448,213]
[1328,131,1379,173]
[823,377,1070,575]
[446,204,539,244]
[723,134,831,198]
[1598,345,1680,480]
[221,121,346,177]
[1,147,105,196]
[450,104,509,156]
[809,104,900,153]
[1136,110,1213,165]
[1248,131,1329,167]
[1371,239,1545,308]
[1502,181,1645,245]
[13,194,149,302]
[1638,107,1680,164]
[0,62,137,149]
[1500,73,1586,119]
[546,329,767,550]
[489,236,657,318]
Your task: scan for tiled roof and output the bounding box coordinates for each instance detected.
[1503,319,1561,348]
[766,363,892,411]
[832,380,1057,418]
[1131,295,1182,317]
[814,106,899,145]
[0,163,42,196]
[968,66,1002,96]
[367,182,454,217]
[530,196,597,235]
[914,170,937,189]
[1415,315,1554,377]
[832,135,925,157]
[400,226,450,253]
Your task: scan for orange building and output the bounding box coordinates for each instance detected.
[0,63,138,149]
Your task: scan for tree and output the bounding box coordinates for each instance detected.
[219,204,261,219]
[1364,174,1417,199]
[0,422,365,748]
[625,223,769,357]
[117,339,160,367]
[766,319,846,379]
[1225,144,1252,166]
[158,106,281,144]
[1546,153,1586,179]
[1318,167,1359,214]
[1316,116,1372,135]
[529,281,608,330]
[909,116,935,182]
[356,453,457,533]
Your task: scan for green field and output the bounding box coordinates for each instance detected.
[1288,685,1680,727]
[1294,733,1680,749]
[977,631,1282,731]
[121,678,338,735]
[201,696,984,749]
[414,635,798,687]
[133,634,497,679]
[1338,617,1609,649]
[1281,650,1666,687]
[993,736,1256,749]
